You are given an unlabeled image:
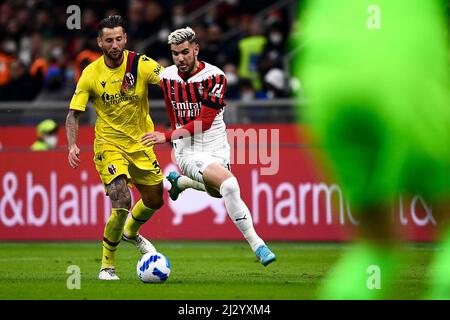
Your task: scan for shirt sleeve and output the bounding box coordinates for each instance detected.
[69,70,91,111]
[201,73,227,110]
[140,55,164,85]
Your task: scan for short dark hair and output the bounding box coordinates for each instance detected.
[97,15,126,36]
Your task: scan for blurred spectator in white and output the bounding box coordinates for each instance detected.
[172,4,187,29]
[238,77,267,101]
[264,68,289,98]
[259,22,286,78]
[223,63,239,99]
[0,0,294,103]
[238,77,268,123]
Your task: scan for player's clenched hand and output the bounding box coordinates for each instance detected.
[68,144,81,169]
[141,132,166,146]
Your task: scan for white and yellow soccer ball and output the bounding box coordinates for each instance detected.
[137,252,171,283]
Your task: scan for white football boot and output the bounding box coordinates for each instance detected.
[98,268,120,280]
[122,233,157,255]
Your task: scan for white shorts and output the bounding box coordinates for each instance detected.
[175,151,231,184]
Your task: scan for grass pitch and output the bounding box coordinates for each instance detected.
[0,241,434,300]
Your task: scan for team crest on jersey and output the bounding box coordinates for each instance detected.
[121,72,136,95]
[108,164,117,175]
[125,72,135,87]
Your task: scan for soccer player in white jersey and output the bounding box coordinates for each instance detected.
[141,27,276,266]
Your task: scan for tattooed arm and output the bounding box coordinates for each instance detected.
[66,109,83,169]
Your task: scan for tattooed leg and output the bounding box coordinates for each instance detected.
[101,175,131,271]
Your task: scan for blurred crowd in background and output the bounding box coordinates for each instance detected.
[0,0,297,102]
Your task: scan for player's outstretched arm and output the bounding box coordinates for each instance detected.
[65,109,83,169]
[142,105,220,147]
[141,131,166,146]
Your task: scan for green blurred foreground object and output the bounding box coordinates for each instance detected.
[295,0,449,299]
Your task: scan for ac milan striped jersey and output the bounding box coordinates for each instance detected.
[159,61,230,154]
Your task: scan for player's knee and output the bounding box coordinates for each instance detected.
[219,177,240,197]
[109,189,132,209]
[107,176,132,209]
[206,187,222,198]
[142,196,164,210]
[112,194,132,210]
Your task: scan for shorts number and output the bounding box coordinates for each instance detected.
[152,160,161,174]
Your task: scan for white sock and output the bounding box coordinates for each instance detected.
[220,177,264,252]
[177,175,206,192]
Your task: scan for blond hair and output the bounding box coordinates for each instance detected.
[167,27,197,45]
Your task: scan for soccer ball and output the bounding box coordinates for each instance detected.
[136,252,171,283]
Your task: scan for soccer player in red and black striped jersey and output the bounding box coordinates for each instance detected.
[142,27,276,266]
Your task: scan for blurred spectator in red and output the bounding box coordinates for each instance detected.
[0,38,16,85]
[0,2,13,27]
[73,38,101,82]
[0,0,294,101]
[29,33,47,80]
[29,56,47,80]
[0,59,41,100]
